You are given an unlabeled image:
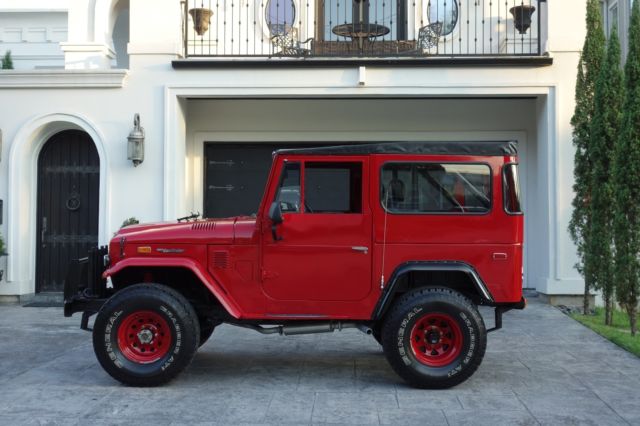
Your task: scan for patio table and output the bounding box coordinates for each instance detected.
[332,23,390,52]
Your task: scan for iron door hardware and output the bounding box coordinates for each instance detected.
[41,217,47,248]
[209,185,235,192]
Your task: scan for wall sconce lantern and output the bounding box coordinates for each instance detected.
[127,113,145,167]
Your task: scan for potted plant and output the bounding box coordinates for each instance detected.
[509,4,536,34]
[189,7,214,36]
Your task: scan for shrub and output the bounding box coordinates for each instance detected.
[1,50,13,70]
[120,217,140,229]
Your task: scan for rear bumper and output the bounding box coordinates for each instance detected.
[63,246,109,318]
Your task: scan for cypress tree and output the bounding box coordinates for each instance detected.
[569,0,606,314]
[1,50,13,69]
[587,29,624,326]
[613,0,640,336]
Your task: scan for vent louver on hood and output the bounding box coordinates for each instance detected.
[191,221,217,231]
[212,251,229,269]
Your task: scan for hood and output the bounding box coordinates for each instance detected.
[114,216,258,245]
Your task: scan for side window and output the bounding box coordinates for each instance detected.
[381,163,491,214]
[503,163,522,214]
[274,162,301,213]
[304,162,362,213]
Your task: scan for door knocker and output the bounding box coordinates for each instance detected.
[66,193,81,211]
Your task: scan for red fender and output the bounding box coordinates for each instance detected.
[103,257,242,319]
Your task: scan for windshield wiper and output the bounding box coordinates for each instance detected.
[177,212,200,222]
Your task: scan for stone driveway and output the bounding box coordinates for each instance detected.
[0,296,639,425]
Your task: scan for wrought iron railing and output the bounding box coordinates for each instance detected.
[181,0,542,58]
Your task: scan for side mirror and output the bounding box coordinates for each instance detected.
[268,202,283,224]
[268,202,283,241]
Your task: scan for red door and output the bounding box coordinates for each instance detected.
[261,157,372,309]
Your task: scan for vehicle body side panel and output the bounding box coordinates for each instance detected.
[369,154,523,304]
[206,245,266,317]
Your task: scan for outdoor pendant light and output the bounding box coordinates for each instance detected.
[127,113,145,167]
[510,4,536,34]
[189,6,214,36]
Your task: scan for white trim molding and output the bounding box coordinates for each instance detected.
[0,69,127,88]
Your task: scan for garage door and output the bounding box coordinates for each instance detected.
[205,143,339,218]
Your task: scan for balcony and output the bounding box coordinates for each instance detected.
[179,0,546,64]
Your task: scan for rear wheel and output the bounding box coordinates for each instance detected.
[381,287,486,389]
[92,284,200,386]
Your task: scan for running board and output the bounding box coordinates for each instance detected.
[231,322,373,336]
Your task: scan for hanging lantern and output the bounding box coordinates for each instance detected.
[127,113,145,167]
[509,5,536,35]
[189,7,214,36]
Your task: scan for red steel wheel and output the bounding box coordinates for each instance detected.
[409,312,463,368]
[117,310,172,364]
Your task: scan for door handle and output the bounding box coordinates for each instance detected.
[351,246,368,253]
[41,217,47,248]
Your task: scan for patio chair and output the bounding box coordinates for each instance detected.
[271,27,314,56]
[402,22,442,56]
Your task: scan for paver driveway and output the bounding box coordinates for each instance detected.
[0,296,639,425]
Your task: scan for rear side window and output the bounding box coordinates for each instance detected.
[305,162,362,213]
[503,163,522,214]
[381,163,492,214]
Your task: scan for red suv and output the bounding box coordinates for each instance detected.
[65,141,525,388]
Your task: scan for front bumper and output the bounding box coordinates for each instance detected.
[63,246,109,320]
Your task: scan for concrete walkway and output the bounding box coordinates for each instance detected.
[0,297,639,425]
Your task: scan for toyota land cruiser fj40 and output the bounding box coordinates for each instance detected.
[64,141,525,388]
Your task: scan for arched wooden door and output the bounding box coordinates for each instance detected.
[36,130,100,293]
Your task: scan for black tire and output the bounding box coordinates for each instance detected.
[92,283,200,386]
[381,287,486,389]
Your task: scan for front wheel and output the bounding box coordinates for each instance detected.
[92,284,200,386]
[381,287,486,389]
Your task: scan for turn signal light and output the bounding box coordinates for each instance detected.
[137,246,152,254]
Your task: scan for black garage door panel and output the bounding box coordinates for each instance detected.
[205,143,337,218]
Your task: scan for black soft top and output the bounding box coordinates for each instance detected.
[276,141,517,157]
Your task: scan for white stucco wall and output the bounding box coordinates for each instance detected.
[0,0,587,299]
